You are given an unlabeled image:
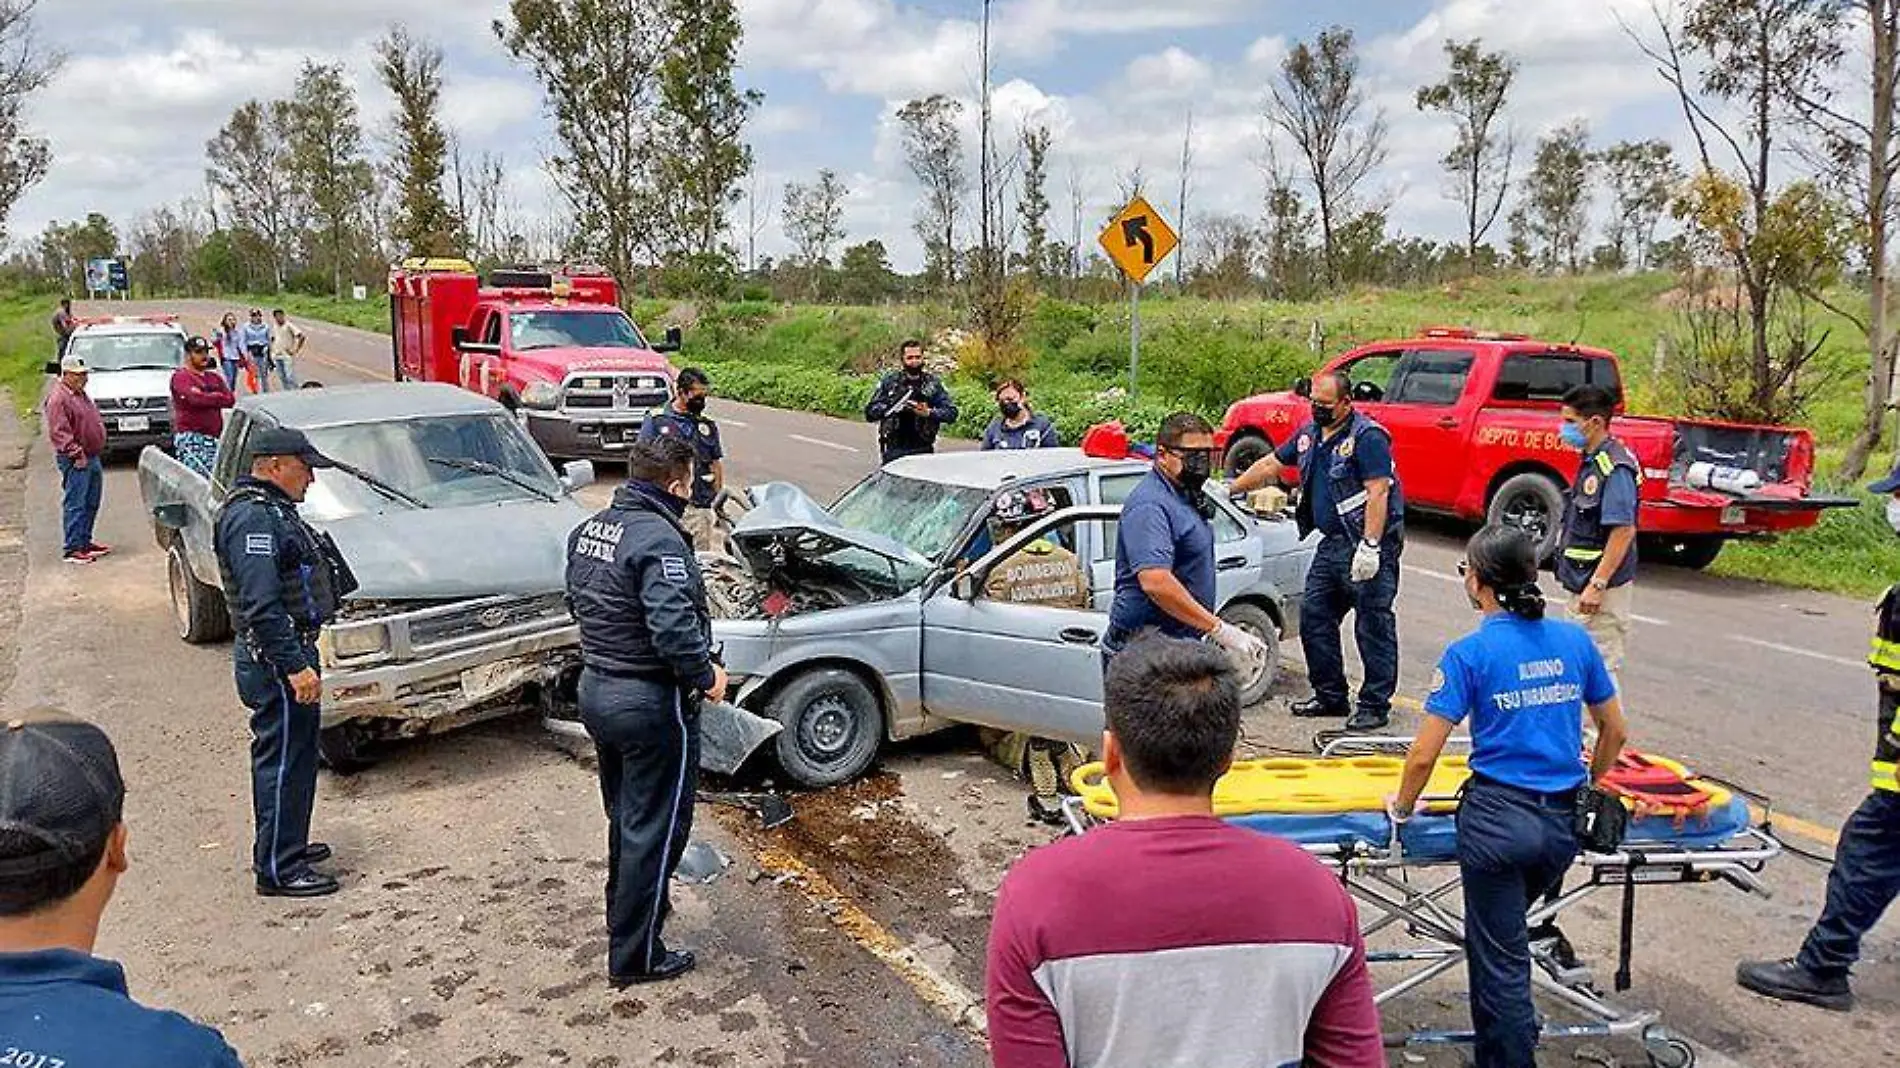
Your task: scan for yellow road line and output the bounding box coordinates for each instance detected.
[751,841,989,1040]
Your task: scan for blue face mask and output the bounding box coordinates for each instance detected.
[1559,423,1588,450]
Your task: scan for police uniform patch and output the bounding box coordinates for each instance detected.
[661,556,689,583]
[244,533,273,556]
[1429,668,1446,693]
[1581,475,1600,496]
[1338,438,1355,459]
[699,422,712,436]
[660,424,675,435]
[1297,434,1311,453]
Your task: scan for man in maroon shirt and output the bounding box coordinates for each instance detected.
[170,336,235,477]
[44,356,109,564]
[986,637,1384,1068]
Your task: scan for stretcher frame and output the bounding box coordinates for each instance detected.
[1060,735,1786,1068]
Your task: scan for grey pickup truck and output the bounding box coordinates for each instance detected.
[138,382,597,768]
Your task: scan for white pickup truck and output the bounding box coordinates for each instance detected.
[138,382,597,768]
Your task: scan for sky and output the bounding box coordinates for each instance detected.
[17,0,1707,274]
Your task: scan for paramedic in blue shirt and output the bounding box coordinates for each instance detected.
[1390,525,1628,1068]
[981,380,1060,450]
[0,711,242,1067]
[1231,370,1404,731]
[1105,412,1267,671]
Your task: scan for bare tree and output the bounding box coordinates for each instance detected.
[1415,39,1517,264]
[0,0,58,245]
[781,169,847,299]
[1266,26,1388,287]
[1175,107,1195,287]
[1066,163,1089,293]
[744,172,774,275]
[898,94,968,291]
[1116,162,1148,205]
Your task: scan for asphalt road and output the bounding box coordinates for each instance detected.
[10,297,1889,1067]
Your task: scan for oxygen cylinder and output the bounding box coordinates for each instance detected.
[1685,461,1762,494]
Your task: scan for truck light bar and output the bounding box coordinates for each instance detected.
[1420,325,1530,341]
[76,315,177,327]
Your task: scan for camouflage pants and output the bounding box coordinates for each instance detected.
[977,729,1087,801]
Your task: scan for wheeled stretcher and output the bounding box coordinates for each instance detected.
[1060,738,1784,1068]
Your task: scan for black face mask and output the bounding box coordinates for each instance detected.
[1175,451,1212,494]
[684,394,708,416]
[1311,401,1342,428]
[999,400,1023,419]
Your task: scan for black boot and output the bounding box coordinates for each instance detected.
[1736,959,1853,1011]
[1343,709,1390,732]
[1290,696,1349,719]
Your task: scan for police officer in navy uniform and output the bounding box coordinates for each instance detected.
[1553,384,1640,677]
[214,427,356,898]
[638,367,724,552]
[1231,370,1405,731]
[1735,459,1900,1012]
[865,339,959,464]
[566,437,727,987]
[981,379,1060,451]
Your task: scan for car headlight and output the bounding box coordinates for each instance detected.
[329,623,391,660]
[520,382,561,410]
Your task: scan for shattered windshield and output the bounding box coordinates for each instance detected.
[67,332,184,371]
[508,310,646,351]
[297,414,562,520]
[829,472,988,562]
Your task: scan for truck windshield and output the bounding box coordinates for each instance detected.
[66,333,183,371]
[508,311,646,351]
[829,472,988,562]
[297,414,564,520]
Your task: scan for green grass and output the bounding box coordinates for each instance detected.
[226,292,392,334]
[258,275,1900,599]
[0,291,59,417]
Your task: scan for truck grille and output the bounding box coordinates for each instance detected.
[408,592,572,653]
[109,395,169,411]
[563,373,670,413]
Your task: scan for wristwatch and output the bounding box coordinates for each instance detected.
[1589,578,1609,592]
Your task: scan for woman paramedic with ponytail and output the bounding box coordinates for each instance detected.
[1389,525,1629,1068]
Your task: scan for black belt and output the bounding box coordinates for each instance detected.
[583,663,678,684]
[1467,772,1579,809]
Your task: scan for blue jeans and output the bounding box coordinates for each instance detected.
[1301,529,1403,715]
[270,355,298,389]
[1457,777,1579,1068]
[221,358,242,390]
[237,640,321,885]
[55,454,102,554]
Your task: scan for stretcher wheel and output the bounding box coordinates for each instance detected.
[1643,1030,1696,1068]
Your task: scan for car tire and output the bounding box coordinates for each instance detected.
[1644,534,1724,570]
[1487,472,1568,563]
[168,539,231,644]
[767,668,882,787]
[1218,601,1282,707]
[1224,433,1273,480]
[317,723,377,775]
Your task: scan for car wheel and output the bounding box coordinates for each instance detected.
[1224,434,1272,480]
[767,668,882,787]
[1487,472,1567,563]
[317,723,377,775]
[168,540,231,644]
[1217,601,1282,706]
[1644,534,1724,570]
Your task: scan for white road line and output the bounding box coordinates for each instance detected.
[788,434,860,454]
[1729,635,1862,669]
[719,418,749,428]
[1405,565,1671,625]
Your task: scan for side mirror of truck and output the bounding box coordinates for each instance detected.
[451,325,469,348]
[653,326,683,353]
[1292,376,1312,399]
[560,459,596,493]
[43,360,58,376]
[952,571,979,601]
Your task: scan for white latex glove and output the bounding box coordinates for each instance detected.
[1207,622,1269,671]
[1351,539,1381,583]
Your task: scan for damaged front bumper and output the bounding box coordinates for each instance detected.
[318,594,580,733]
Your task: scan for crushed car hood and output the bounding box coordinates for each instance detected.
[319,498,588,600]
[729,482,932,588]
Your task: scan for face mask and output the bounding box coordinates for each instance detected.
[903,361,925,378]
[684,395,707,416]
[1311,401,1339,428]
[1886,497,1900,536]
[999,400,1023,419]
[1175,451,1212,493]
[1560,423,1589,450]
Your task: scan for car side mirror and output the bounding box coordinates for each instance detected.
[653,326,682,353]
[1292,376,1312,399]
[560,459,596,493]
[153,502,188,529]
[451,325,469,348]
[43,360,58,376]
[952,572,979,601]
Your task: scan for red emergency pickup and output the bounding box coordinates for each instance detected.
[1215,328,1857,569]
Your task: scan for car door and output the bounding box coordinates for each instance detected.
[1379,348,1477,507]
[920,508,1113,746]
[1088,470,1143,609]
[1087,469,1253,611]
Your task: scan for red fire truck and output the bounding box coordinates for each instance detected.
[387,259,682,461]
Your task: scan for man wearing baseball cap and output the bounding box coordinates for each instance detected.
[43,354,109,564]
[214,426,356,898]
[0,711,241,1064]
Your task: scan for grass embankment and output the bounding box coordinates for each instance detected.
[223,292,392,333]
[0,292,57,417]
[270,275,1900,599]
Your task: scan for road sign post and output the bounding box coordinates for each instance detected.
[1098,196,1178,402]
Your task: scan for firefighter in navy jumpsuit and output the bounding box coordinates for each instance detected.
[566,436,726,986]
[1736,460,1900,1012]
[214,426,354,898]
